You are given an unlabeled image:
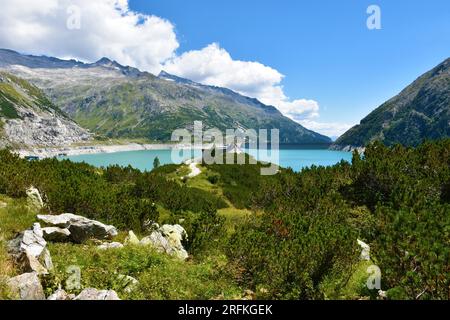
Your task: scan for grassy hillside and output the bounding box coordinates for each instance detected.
[46,74,330,143]
[0,72,64,118]
[1,139,449,300]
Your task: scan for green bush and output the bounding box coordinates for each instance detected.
[1,139,449,300]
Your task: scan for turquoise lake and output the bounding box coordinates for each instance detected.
[62,147,353,172]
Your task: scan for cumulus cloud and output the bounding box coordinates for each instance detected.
[0,0,178,74]
[0,0,350,137]
[163,43,321,121]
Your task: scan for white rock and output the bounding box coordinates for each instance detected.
[37,213,118,243]
[141,224,189,261]
[140,231,171,253]
[0,201,7,208]
[160,224,188,260]
[7,272,45,300]
[161,224,188,246]
[124,230,140,245]
[7,223,52,274]
[40,248,53,271]
[26,187,44,209]
[97,242,124,250]
[357,239,371,261]
[42,227,71,242]
[74,288,120,300]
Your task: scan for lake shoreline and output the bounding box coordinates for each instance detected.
[16,142,339,160]
[16,142,221,159]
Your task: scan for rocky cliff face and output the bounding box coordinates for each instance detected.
[0,72,91,148]
[334,58,450,148]
[0,49,331,144]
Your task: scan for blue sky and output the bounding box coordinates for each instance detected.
[130,0,450,136]
[0,0,448,137]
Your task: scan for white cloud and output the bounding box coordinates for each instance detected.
[0,0,350,137]
[164,43,352,136]
[164,44,321,120]
[164,43,283,98]
[298,120,353,138]
[0,0,178,74]
[163,43,319,120]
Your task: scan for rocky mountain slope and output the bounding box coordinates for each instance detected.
[0,71,90,148]
[334,58,450,149]
[0,49,331,144]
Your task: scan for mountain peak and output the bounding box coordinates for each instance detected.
[158,71,195,85]
[95,57,113,64]
[94,57,123,68]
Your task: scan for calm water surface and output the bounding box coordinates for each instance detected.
[61,147,352,172]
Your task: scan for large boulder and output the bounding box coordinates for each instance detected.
[7,272,45,300]
[37,213,118,243]
[26,187,44,210]
[74,288,120,300]
[7,223,53,274]
[140,224,188,260]
[42,227,71,242]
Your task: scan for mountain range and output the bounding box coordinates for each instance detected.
[334,58,450,149]
[0,49,331,146]
[1,49,448,150]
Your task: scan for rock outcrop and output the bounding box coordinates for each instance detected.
[0,71,91,148]
[37,213,118,243]
[7,223,53,274]
[74,288,120,300]
[7,272,45,300]
[4,113,91,148]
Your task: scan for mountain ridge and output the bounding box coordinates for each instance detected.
[0,48,331,144]
[334,58,450,149]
